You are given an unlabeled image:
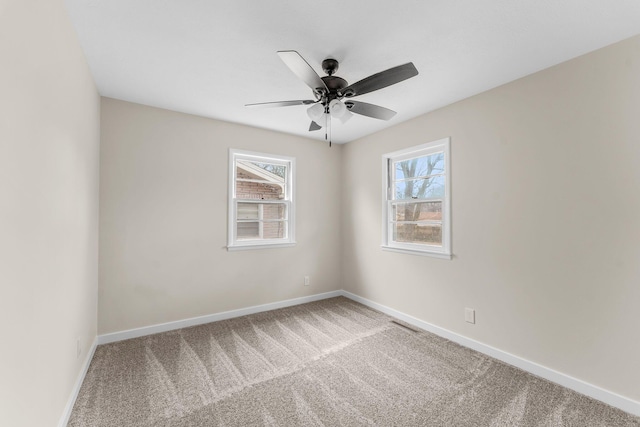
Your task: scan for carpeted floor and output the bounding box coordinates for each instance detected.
[68,297,640,426]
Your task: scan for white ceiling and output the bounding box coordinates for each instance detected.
[65,0,640,144]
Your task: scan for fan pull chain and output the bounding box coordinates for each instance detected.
[324,115,327,142]
[327,113,332,147]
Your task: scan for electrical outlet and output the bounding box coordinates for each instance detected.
[465,308,475,324]
[76,338,82,359]
[304,276,310,286]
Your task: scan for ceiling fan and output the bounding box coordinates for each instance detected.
[246,51,419,146]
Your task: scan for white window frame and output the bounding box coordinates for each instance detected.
[381,138,452,259]
[228,149,295,251]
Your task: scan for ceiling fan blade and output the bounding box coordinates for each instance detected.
[309,121,322,131]
[277,50,328,93]
[341,62,418,98]
[345,101,397,120]
[245,100,316,108]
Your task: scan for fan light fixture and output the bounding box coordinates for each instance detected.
[329,99,352,123]
[307,100,352,128]
[306,103,325,125]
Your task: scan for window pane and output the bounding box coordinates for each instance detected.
[237,161,287,179]
[236,161,287,181]
[237,203,259,220]
[395,152,444,180]
[262,221,287,239]
[262,203,287,220]
[237,221,287,240]
[394,175,444,199]
[392,201,442,221]
[236,159,287,200]
[393,223,442,245]
[236,202,287,241]
[237,222,260,239]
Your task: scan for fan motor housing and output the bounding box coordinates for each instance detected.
[321,76,348,93]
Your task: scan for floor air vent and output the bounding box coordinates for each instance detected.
[390,320,420,332]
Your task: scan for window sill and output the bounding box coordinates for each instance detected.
[381,245,452,260]
[227,242,296,251]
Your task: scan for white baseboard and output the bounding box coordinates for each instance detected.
[58,336,98,427]
[98,290,343,345]
[340,290,640,417]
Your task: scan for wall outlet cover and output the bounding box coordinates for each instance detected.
[465,308,476,324]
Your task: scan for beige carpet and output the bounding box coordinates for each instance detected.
[69,297,639,426]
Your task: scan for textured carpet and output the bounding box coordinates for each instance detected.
[69,297,640,426]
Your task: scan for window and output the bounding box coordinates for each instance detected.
[228,149,295,250]
[382,138,451,259]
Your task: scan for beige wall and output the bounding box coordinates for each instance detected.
[99,98,342,334]
[341,35,640,401]
[0,1,100,426]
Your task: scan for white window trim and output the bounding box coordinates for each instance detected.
[228,149,296,251]
[381,138,452,259]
